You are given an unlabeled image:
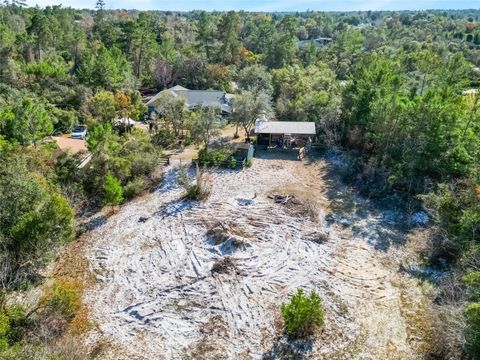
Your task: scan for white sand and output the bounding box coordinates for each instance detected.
[83,151,427,359]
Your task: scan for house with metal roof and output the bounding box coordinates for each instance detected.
[254,120,316,136]
[146,85,234,117]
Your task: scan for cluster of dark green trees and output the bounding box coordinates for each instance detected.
[0,1,480,357]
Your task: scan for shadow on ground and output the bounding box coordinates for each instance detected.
[255,148,303,161]
[153,199,192,218]
[304,148,413,252]
[262,338,314,360]
[82,214,108,231]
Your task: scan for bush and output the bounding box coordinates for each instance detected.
[41,279,82,321]
[228,156,237,169]
[103,174,123,209]
[0,150,74,287]
[281,288,325,338]
[465,302,480,357]
[123,178,145,199]
[197,148,231,167]
[151,127,176,148]
[0,303,27,353]
[182,164,211,201]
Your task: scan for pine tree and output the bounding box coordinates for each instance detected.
[103,174,123,211]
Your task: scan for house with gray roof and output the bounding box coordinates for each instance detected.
[146,85,234,118]
[297,37,333,49]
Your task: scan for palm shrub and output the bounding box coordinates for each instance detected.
[281,288,325,338]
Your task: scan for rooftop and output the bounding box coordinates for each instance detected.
[254,120,316,135]
[146,86,233,113]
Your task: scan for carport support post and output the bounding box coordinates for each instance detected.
[269,133,272,148]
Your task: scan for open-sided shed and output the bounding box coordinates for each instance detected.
[254,120,316,150]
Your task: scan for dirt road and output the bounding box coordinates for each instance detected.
[83,150,431,359]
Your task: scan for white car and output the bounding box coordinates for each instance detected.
[71,125,87,139]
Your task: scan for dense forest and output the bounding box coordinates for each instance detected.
[0,1,480,358]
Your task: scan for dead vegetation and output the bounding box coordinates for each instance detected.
[269,193,320,220]
[180,163,212,201]
[206,222,231,244]
[44,336,89,360]
[304,231,330,244]
[398,278,466,360]
[211,257,240,275]
[183,316,230,360]
[206,221,253,249]
[400,229,467,359]
[269,184,323,221]
[39,235,95,358]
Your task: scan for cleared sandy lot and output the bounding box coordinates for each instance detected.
[82,150,430,359]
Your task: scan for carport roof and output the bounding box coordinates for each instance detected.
[254,120,316,135]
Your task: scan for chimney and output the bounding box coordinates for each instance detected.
[258,111,268,121]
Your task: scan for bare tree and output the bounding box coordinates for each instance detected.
[153,59,174,90]
[231,91,273,139]
[191,106,225,152]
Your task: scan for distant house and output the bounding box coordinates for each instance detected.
[463,89,479,95]
[297,37,333,49]
[146,85,234,118]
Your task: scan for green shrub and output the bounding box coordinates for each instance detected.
[0,311,10,351]
[0,150,74,287]
[198,148,231,167]
[228,156,237,169]
[41,279,82,320]
[152,128,176,148]
[186,185,201,200]
[466,302,480,357]
[281,288,325,338]
[0,303,27,353]
[123,178,145,199]
[103,174,123,209]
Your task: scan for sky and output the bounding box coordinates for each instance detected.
[24,0,480,12]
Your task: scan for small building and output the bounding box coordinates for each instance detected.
[254,120,315,146]
[254,120,315,159]
[233,142,254,162]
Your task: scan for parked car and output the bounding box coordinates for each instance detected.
[71,125,87,139]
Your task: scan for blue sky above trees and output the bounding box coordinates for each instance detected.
[25,0,480,11]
